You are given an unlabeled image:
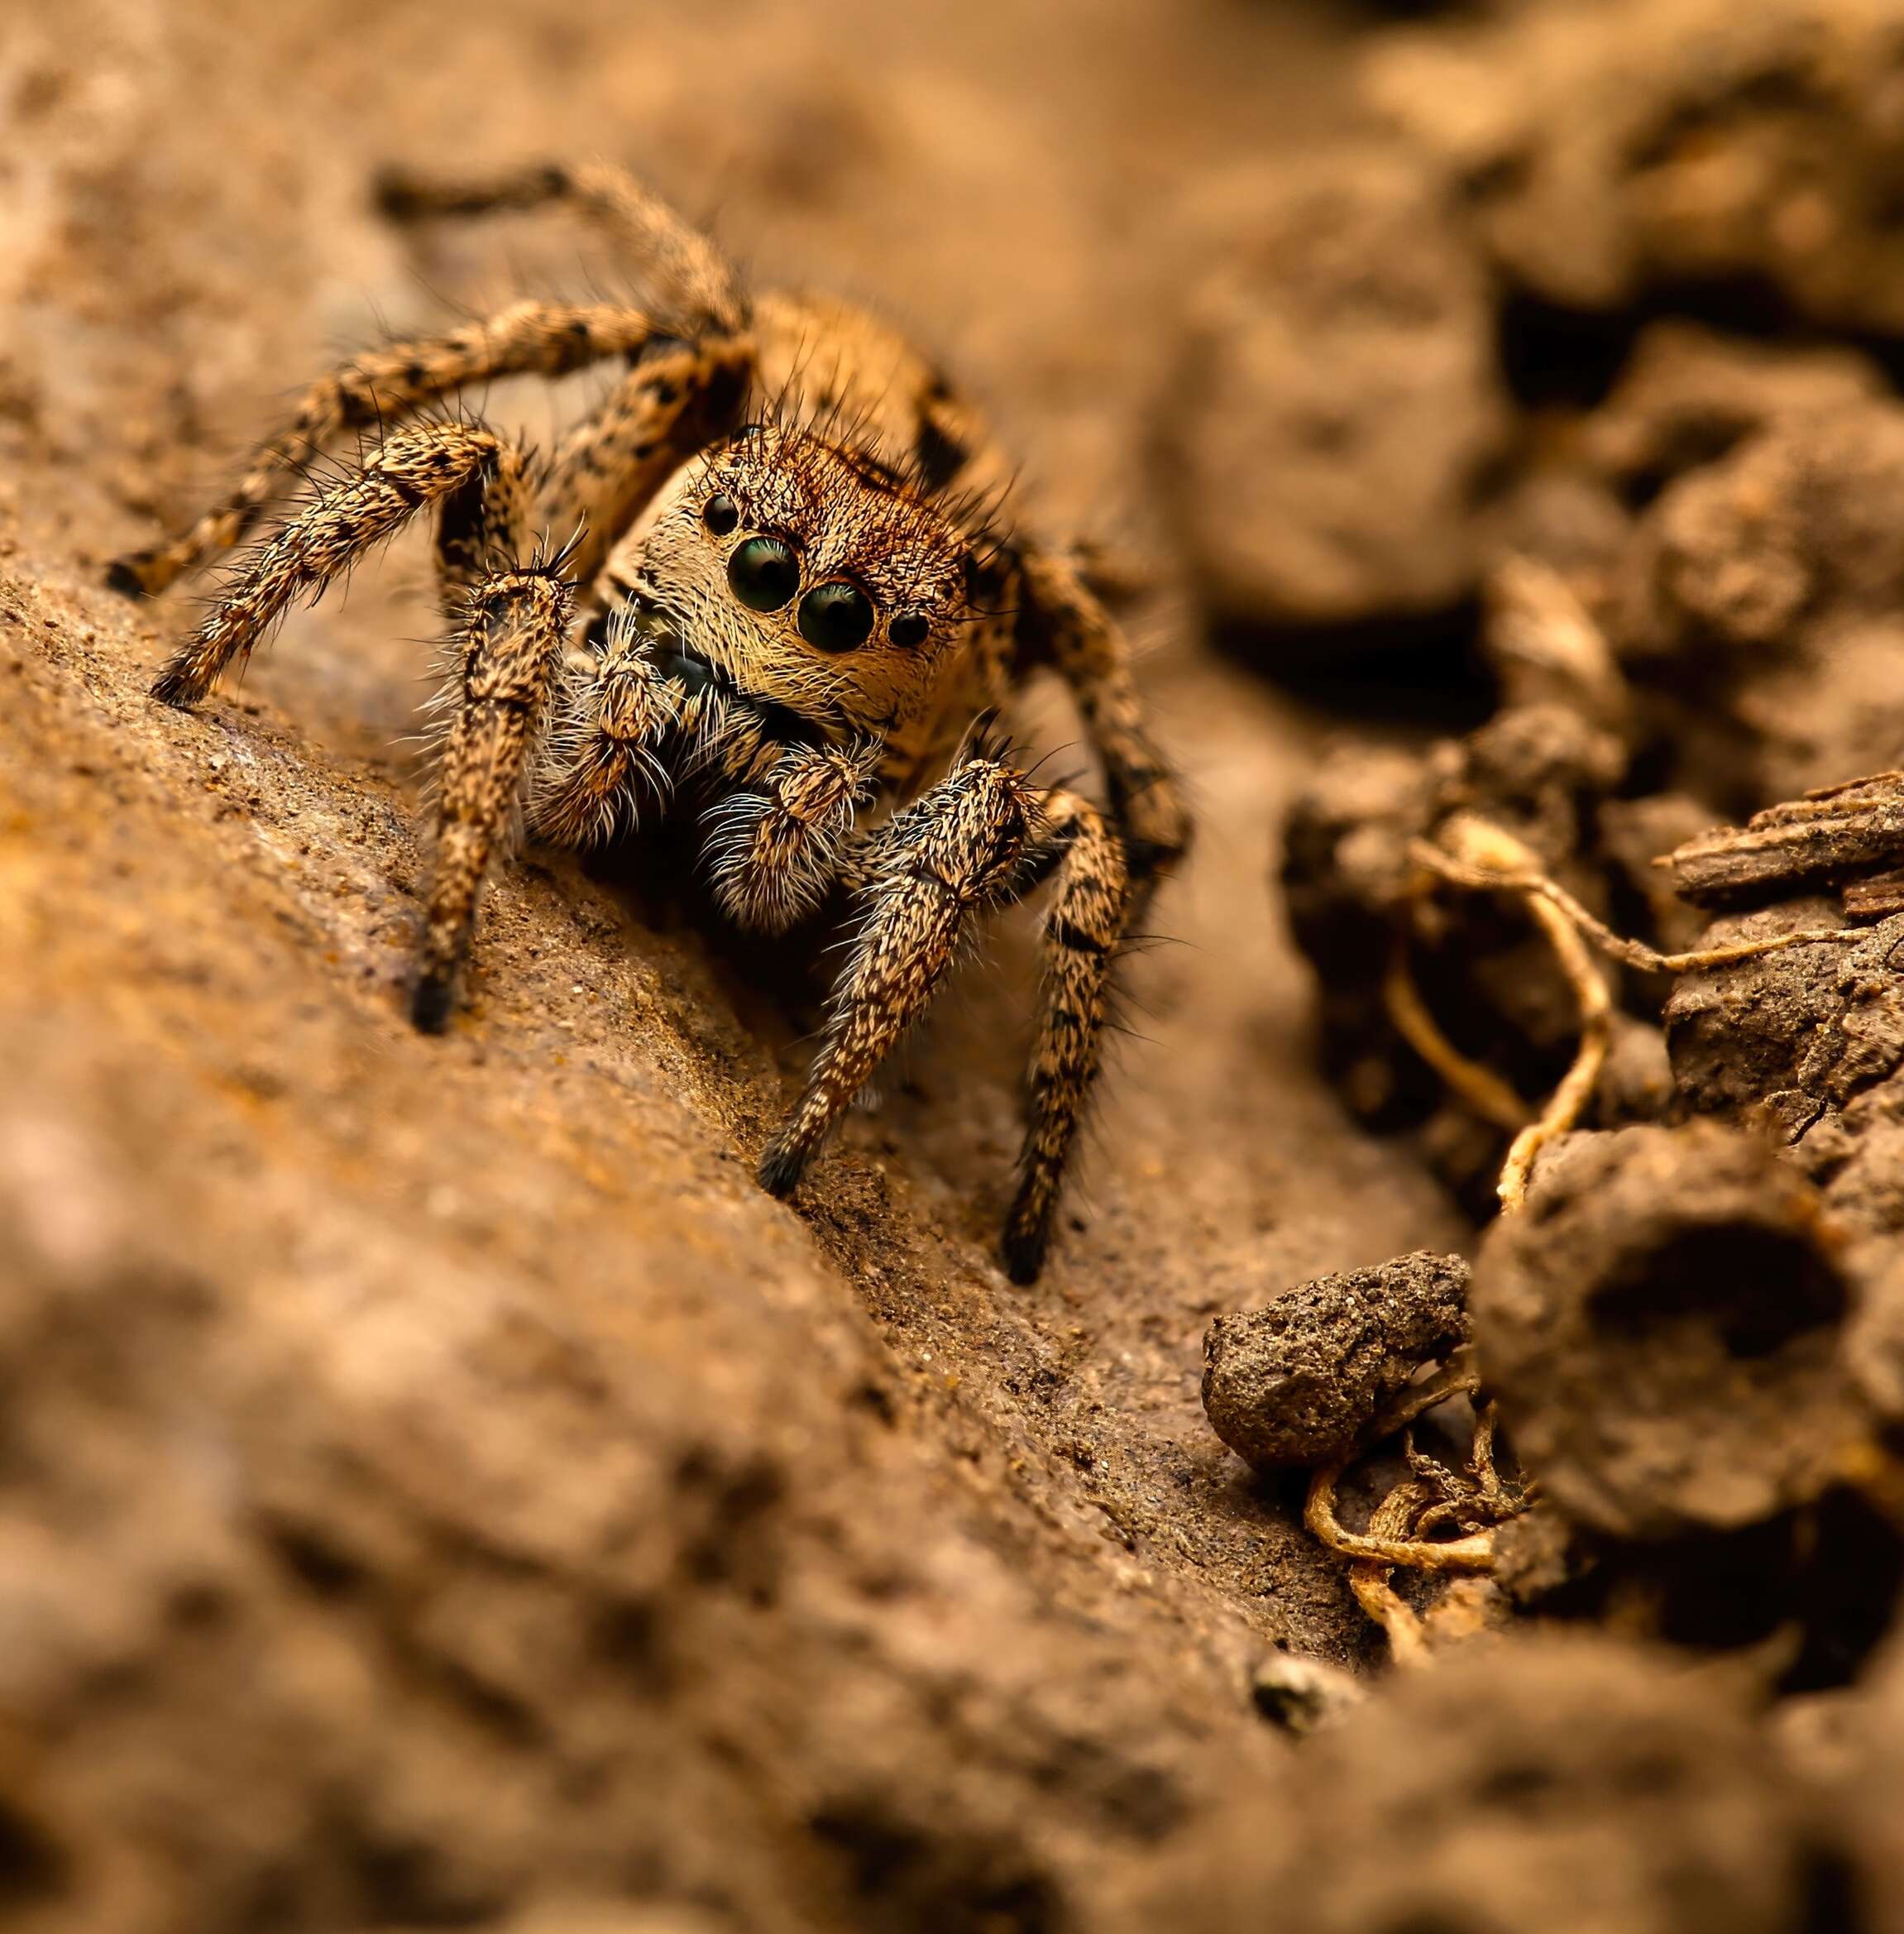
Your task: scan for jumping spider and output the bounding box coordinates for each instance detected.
[112,163,1189,1281]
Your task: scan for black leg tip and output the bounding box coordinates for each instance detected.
[1002,1245,1044,1287]
[1001,1223,1048,1286]
[757,1140,806,1199]
[147,669,202,710]
[410,975,455,1035]
[107,556,155,601]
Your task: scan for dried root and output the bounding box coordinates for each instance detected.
[1406,811,1863,1209]
[1302,1359,1524,1653]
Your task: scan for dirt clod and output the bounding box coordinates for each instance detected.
[1202,1252,1471,1472]
[1471,1123,1861,1542]
[1165,146,1509,632]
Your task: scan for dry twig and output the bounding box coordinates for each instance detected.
[1405,811,1865,1209]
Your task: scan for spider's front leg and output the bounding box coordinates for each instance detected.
[758,754,1128,1281]
[414,567,575,1030]
[139,417,576,1032]
[1001,787,1129,1281]
[758,751,1041,1202]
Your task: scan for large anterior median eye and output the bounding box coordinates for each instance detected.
[728,535,800,611]
[797,581,876,653]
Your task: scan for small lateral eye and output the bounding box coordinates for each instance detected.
[798,581,876,653]
[890,613,929,649]
[703,493,739,536]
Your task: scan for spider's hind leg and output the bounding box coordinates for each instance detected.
[111,299,664,598]
[1016,544,1190,922]
[1002,787,1130,1284]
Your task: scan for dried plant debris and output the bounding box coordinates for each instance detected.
[1164,146,1510,631]
[1202,1252,1471,1474]
[1365,0,1904,334]
[1471,1123,1863,1543]
[1284,706,1636,1203]
[1153,1634,1820,1934]
[1667,771,1904,910]
[1279,564,1713,1211]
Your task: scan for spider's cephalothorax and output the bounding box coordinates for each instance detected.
[111,163,1189,1281]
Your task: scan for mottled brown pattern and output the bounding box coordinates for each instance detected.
[112,162,1187,1279]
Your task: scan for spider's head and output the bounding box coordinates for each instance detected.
[616,423,990,741]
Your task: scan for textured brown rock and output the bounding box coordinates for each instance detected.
[1607,403,1904,803]
[1667,772,1904,908]
[1366,0,1904,333]
[1164,147,1510,630]
[1201,1252,1470,1472]
[1471,1123,1862,1541]
[1666,905,1904,1139]
[1583,323,1887,491]
[1149,1634,1814,1934]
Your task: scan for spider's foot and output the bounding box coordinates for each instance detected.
[107,549,175,601]
[410,972,456,1036]
[1001,1188,1055,1285]
[148,662,211,710]
[107,557,153,600]
[756,1134,809,1199]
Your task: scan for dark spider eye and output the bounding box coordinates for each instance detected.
[703,493,739,535]
[798,581,876,653]
[890,613,929,649]
[728,535,800,611]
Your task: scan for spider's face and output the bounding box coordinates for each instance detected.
[618,424,979,740]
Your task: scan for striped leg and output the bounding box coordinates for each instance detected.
[758,754,1041,1201]
[374,163,756,582]
[136,413,572,1031]
[375,160,749,336]
[757,758,1126,1281]
[413,565,573,1031]
[538,342,751,590]
[110,300,664,598]
[1016,543,1189,918]
[148,422,532,706]
[1002,787,1129,1283]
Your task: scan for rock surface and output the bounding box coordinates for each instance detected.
[0,1,1469,1929]
[1366,0,1904,333]
[1145,1633,1818,1934]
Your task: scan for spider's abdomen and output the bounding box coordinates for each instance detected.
[751,292,1011,513]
